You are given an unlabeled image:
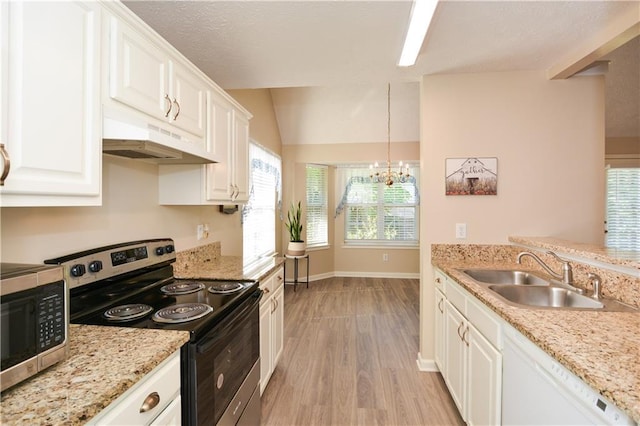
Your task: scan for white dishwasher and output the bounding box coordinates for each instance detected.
[502,326,635,426]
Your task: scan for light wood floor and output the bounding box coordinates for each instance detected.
[260,276,464,426]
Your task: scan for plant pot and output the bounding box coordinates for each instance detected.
[287,241,306,256]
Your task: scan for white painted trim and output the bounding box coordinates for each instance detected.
[303,272,420,282]
[416,352,439,372]
[334,271,420,279]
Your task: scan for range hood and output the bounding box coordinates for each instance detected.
[102,117,216,164]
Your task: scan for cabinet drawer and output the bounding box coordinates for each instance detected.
[88,351,180,425]
[445,280,467,316]
[467,296,502,348]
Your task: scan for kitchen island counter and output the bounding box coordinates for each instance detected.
[433,256,640,424]
[0,325,189,425]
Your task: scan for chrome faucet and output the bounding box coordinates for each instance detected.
[517,250,580,292]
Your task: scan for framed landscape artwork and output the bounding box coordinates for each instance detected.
[445,157,498,195]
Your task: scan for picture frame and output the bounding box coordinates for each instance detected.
[445,157,498,195]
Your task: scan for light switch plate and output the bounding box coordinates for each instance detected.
[455,223,467,239]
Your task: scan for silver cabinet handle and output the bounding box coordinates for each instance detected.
[172,98,180,120]
[462,326,469,347]
[457,322,464,340]
[164,94,172,118]
[437,298,444,314]
[139,392,160,413]
[0,144,10,186]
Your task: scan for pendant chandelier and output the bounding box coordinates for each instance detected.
[370,83,410,186]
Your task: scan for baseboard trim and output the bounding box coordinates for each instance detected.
[334,271,420,279]
[416,353,439,372]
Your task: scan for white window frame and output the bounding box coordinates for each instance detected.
[337,165,419,248]
[605,164,639,251]
[242,141,281,265]
[306,164,329,248]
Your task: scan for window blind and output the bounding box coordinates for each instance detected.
[306,164,328,247]
[605,167,640,251]
[243,143,281,264]
[338,166,419,245]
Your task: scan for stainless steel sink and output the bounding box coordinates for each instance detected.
[488,285,604,309]
[462,269,549,286]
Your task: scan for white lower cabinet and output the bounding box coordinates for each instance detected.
[259,266,284,395]
[435,269,502,425]
[88,350,181,426]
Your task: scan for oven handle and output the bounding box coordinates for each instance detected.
[196,289,263,354]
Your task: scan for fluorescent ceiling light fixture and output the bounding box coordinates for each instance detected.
[398,0,438,67]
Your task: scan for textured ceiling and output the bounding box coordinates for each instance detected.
[123,0,639,137]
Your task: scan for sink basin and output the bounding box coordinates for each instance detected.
[488,285,604,309]
[462,269,549,286]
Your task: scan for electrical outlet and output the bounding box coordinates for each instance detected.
[455,223,467,239]
[383,253,389,262]
[203,224,210,239]
[197,224,205,240]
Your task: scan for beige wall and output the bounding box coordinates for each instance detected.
[1,156,242,263]
[282,141,420,278]
[606,137,640,155]
[419,71,605,365]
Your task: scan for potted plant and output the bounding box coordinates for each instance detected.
[285,201,305,256]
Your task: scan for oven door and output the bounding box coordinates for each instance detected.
[183,290,261,426]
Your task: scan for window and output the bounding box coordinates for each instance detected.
[306,165,328,247]
[336,166,419,246]
[242,142,281,264]
[605,167,639,251]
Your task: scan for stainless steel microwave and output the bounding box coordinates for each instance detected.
[1,263,68,392]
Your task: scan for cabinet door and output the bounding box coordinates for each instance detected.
[0,1,101,206]
[170,60,207,140]
[108,16,169,121]
[467,325,502,426]
[272,282,285,368]
[205,95,233,201]
[151,395,181,426]
[444,300,466,420]
[434,288,446,372]
[232,111,250,202]
[259,299,272,396]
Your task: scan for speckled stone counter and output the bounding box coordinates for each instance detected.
[1,325,189,425]
[173,241,284,282]
[510,236,640,270]
[432,245,640,424]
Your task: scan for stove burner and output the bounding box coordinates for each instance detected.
[153,303,213,324]
[208,282,244,294]
[161,281,205,295]
[104,304,153,322]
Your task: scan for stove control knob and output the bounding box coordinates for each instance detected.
[155,247,165,256]
[70,264,86,277]
[88,260,103,273]
[165,245,175,253]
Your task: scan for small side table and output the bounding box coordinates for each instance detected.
[284,254,309,291]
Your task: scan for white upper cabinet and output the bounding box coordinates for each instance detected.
[105,14,207,142]
[0,1,102,206]
[158,97,252,205]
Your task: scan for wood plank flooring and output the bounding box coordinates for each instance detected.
[260,277,464,426]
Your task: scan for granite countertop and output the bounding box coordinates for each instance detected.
[433,259,640,424]
[172,242,284,282]
[510,236,640,270]
[0,325,189,425]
